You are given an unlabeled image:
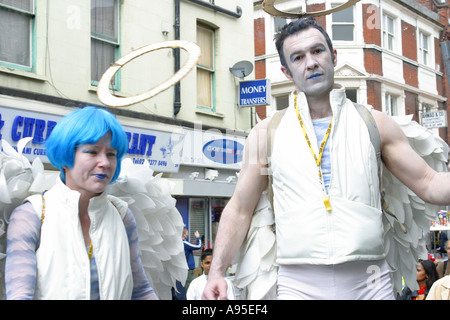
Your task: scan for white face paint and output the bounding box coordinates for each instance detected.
[281,27,337,98]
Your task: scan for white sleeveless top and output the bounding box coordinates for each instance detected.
[271,87,384,265]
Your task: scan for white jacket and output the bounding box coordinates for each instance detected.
[27,179,133,300]
[271,87,384,265]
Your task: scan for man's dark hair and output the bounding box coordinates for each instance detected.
[275,17,334,72]
[200,248,213,262]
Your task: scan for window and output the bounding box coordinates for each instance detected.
[345,89,357,103]
[331,4,354,41]
[275,95,289,110]
[274,17,288,34]
[419,31,430,66]
[385,94,398,116]
[382,14,395,51]
[0,0,35,70]
[91,0,119,86]
[196,23,215,110]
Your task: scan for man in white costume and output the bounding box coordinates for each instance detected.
[203,18,450,300]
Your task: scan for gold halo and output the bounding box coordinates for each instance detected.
[97,40,201,108]
[263,0,360,18]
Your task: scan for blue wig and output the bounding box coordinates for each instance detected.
[46,106,128,183]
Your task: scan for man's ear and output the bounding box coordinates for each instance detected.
[281,65,293,81]
[333,49,338,67]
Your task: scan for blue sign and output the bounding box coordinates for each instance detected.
[238,79,271,107]
[202,139,244,164]
[0,106,184,173]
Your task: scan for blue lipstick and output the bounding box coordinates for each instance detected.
[94,174,107,180]
[308,74,322,80]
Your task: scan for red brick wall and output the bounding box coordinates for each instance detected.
[255,60,267,119]
[364,49,383,76]
[362,4,381,46]
[366,80,382,111]
[404,91,419,121]
[254,17,267,120]
[306,4,326,28]
[254,17,265,57]
[401,21,417,61]
[403,61,418,88]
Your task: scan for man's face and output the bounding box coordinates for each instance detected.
[201,255,212,275]
[281,27,337,98]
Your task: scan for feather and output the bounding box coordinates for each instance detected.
[232,189,278,299]
[382,116,448,295]
[108,158,187,300]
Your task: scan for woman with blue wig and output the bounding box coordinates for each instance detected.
[5,107,158,300]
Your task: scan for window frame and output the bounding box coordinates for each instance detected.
[0,0,36,72]
[330,3,355,42]
[418,30,430,66]
[90,0,120,89]
[382,13,396,52]
[196,22,216,111]
[384,93,398,116]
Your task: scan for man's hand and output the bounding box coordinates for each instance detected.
[202,275,229,300]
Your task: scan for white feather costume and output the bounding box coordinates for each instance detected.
[233,114,448,299]
[0,137,187,300]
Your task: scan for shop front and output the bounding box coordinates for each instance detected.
[171,126,246,256]
[0,96,185,173]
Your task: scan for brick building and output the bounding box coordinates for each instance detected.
[253,0,449,146]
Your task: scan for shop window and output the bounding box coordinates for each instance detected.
[189,198,207,247]
[187,197,229,250]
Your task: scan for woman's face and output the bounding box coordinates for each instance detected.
[64,134,117,198]
[416,262,427,283]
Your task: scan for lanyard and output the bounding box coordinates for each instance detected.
[294,94,332,212]
[88,242,93,261]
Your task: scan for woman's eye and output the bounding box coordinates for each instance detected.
[81,148,95,154]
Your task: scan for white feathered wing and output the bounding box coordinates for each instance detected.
[0,138,187,300]
[0,138,58,299]
[232,189,278,300]
[107,158,187,300]
[232,114,448,299]
[382,115,448,295]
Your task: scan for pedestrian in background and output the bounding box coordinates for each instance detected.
[187,249,235,300]
[399,259,439,300]
[436,240,449,279]
[183,228,202,290]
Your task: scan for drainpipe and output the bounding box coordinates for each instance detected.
[174,0,181,116]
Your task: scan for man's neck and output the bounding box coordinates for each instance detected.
[306,96,332,119]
